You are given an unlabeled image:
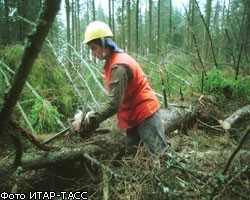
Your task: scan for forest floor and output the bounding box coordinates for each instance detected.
[0,98,249,200]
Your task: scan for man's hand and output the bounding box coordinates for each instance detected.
[84,111,95,128]
[71,110,84,133]
[81,111,99,137]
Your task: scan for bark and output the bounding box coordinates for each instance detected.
[161,106,201,134]
[221,105,250,130]
[162,95,217,133]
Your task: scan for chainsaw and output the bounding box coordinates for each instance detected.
[42,111,109,145]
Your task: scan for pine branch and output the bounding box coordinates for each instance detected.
[0,0,61,136]
[0,60,66,129]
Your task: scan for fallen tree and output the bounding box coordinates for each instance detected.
[221,104,250,130]
[0,95,216,174]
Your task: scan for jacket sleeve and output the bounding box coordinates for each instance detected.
[93,65,133,124]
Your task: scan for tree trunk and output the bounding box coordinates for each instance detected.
[92,0,95,21]
[109,0,111,27]
[121,0,125,49]
[76,0,80,52]
[135,0,139,53]
[71,0,75,49]
[222,105,250,130]
[203,0,212,60]
[169,0,172,44]
[157,0,161,55]
[112,0,115,39]
[65,0,71,65]
[127,0,131,52]
[149,0,152,53]
[4,0,10,45]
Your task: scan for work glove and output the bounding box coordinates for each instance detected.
[81,111,99,137]
[84,111,95,127]
[71,110,99,137]
[71,110,84,133]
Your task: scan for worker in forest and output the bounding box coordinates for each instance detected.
[72,21,168,157]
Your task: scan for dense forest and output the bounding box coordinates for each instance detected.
[0,0,249,199]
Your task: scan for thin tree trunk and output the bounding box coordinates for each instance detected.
[169,0,172,44]
[157,0,161,55]
[218,0,226,58]
[109,0,111,27]
[121,0,125,49]
[149,0,152,53]
[127,0,131,52]
[203,0,212,60]
[135,0,139,53]
[71,0,75,49]
[65,0,71,65]
[92,0,95,21]
[112,0,115,39]
[4,0,10,45]
[76,0,80,52]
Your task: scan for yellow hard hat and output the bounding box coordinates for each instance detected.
[83,21,113,44]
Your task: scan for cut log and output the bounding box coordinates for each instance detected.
[161,106,200,134]
[222,105,250,130]
[161,95,217,134]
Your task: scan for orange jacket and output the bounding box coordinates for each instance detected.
[104,52,160,129]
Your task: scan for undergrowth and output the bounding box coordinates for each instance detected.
[30,98,62,133]
[196,68,250,101]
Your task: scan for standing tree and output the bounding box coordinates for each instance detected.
[203,0,212,60]
[65,0,71,65]
[71,0,75,49]
[92,0,95,21]
[76,0,81,52]
[127,0,131,52]
[121,0,125,49]
[149,0,153,53]
[4,0,10,45]
[157,0,161,55]
[169,0,172,44]
[135,0,139,53]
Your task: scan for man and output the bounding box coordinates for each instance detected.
[72,21,168,156]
